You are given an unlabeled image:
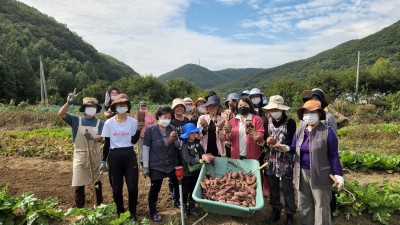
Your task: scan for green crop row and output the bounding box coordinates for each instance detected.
[336,180,400,225]
[340,151,400,173]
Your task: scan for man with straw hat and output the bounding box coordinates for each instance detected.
[58,89,104,208]
[262,95,296,225]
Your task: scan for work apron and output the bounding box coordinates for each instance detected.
[72,118,102,187]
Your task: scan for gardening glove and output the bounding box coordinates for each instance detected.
[334,175,344,189]
[216,121,225,132]
[84,132,93,140]
[245,122,255,135]
[142,167,149,178]
[274,142,290,152]
[200,118,208,131]
[224,120,232,135]
[137,121,145,131]
[99,161,108,173]
[67,88,80,105]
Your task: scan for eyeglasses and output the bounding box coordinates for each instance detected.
[140,105,147,107]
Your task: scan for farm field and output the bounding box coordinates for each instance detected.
[0,109,399,224]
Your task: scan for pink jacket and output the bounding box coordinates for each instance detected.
[134,111,156,138]
[228,114,264,160]
[197,114,226,156]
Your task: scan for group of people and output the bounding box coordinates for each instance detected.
[58,86,344,225]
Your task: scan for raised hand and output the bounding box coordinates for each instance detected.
[67,88,80,105]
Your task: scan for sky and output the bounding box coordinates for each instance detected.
[19,0,400,76]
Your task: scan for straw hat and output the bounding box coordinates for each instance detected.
[262,95,290,111]
[296,100,326,120]
[194,97,206,106]
[79,97,101,113]
[172,98,186,109]
[183,97,193,103]
[110,94,132,113]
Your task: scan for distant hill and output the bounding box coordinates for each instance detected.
[158,64,267,89]
[158,64,228,89]
[0,0,138,102]
[214,20,400,93]
[160,20,400,95]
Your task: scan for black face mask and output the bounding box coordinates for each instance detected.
[238,106,250,115]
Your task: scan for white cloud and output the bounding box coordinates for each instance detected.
[216,0,243,5]
[18,0,400,77]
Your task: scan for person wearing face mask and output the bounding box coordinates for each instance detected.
[58,89,104,209]
[274,100,344,225]
[183,97,195,124]
[221,93,239,157]
[300,88,338,220]
[300,88,337,133]
[261,95,296,225]
[197,95,226,157]
[133,100,156,168]
[191,97,207,126]
[169,98,189,206]
[101,94,141,223]
[248,88,267,120]
[103,86,122,119]
[142,106,181,222]
[225,97,264,160]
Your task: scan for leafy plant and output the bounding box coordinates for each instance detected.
[0,186,63,225]
[337,181,400,225]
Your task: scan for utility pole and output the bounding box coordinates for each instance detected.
[355,51,360,100]
[199,58,200,66]
[39,56,48,104]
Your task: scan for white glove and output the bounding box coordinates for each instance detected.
[334,175,344,189]
[67,88,80,105]
[274,142,290,152]
[104,91,110,107]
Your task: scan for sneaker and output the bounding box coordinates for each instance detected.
[150,213,162,222]
[184,209,189,219]
[189,207,199,217]
[173,201,180,208]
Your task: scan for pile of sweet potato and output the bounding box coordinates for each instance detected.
[200,171,257,207]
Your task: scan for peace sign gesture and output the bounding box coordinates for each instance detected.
[67,88,80,105]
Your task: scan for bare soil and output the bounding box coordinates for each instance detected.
[1,156,399,225]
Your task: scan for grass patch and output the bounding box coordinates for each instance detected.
[9,128,72,138]
[339,123,400,155]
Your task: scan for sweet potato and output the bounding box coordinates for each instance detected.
[234,192,247,198]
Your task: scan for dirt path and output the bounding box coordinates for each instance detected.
[1,156,399,225]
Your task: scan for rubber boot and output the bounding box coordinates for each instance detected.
[265,208,280,223]
[95,181,103,205]
[74,186,85,208]
[285,214,294,225]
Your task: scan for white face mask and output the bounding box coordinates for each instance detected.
[116,106,128,114]
[251,97,261,105]
[197,106,206,114]
[110,95,117,101]
[185,106,192,112]
[270,111,282,120]
[159,119,171,127]
[85,107,97,116]
[303,113,319,125]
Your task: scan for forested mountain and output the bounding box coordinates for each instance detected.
[215,20,400,94]
[158,64,267,89]
[161,21,400,96]
[0,0,138,103]
[158,64,227,89]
